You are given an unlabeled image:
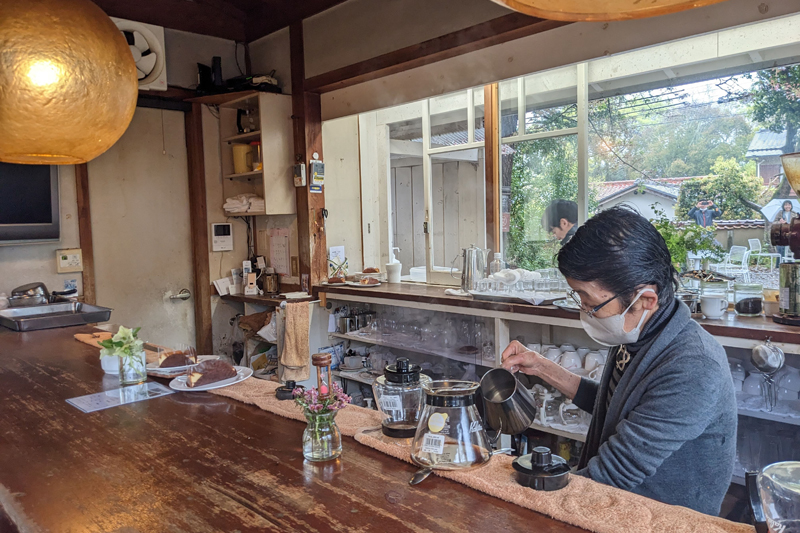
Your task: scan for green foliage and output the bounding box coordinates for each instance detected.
[674,157,763,219]
[650,205,724,267]
[747,65,800,149]
[98,325,143,361]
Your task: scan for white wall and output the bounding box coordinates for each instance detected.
[249,28,292,94]
[321,0,800,120]
[164,28,239,90]
[0,166,83,296]
[322,116,364,273]
[303,0,512,78]
[599,192,676,220]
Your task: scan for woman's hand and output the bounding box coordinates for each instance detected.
[501,340,546,376]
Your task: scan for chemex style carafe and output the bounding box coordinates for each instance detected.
[747,461,800,533]
[372,358,431,439]
[410,380,491,470]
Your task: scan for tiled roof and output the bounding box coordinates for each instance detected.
[746,129,788,158]
[594,177,701,203]
[675,219,765,229]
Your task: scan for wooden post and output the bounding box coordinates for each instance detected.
[185,103,213,354]
[75,164,96,305]
[290,22,328,291]
[484,83,501,254]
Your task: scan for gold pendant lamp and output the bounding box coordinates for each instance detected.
[0,0,138,164]
[491,0,728,21]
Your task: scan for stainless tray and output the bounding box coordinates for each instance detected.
[0,302,113,332]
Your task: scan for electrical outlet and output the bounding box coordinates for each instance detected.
[291,256,299,277]
[56,248,83,273]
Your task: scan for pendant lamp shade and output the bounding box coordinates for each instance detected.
[491,0,728,21]
[0,0,138,164]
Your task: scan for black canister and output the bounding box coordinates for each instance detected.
[512,446,571,491]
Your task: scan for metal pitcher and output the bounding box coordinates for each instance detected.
[480,368,538,436]
[451,244,489,291]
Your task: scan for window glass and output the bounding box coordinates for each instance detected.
[429,91,469,148]
[523,67,578,134]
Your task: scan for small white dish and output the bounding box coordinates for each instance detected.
[147,355,219,372]
[346,281,381,288]
[169,366,252,392]
[321,282,347,287]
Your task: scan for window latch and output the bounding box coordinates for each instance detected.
[423,222,429,234]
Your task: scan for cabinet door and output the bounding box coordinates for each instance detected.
[259,93,297,215]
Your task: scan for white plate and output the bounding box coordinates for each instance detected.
[168,366,253,392]
[346,281,381,288]
[321,281,347,287]
[552,299,581,312]
[338,365,365,371]
[147,355,220,372]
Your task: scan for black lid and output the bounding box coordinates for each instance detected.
[384,357,421,384]
[512,447,571,491]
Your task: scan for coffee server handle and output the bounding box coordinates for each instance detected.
[450,253,462,279]
[746,471,769,533]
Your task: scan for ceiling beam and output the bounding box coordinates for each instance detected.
[91,0,248,42]
[246,0,347,42]
[304,14,570,94]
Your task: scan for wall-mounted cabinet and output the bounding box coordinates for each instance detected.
[216,91,296,216]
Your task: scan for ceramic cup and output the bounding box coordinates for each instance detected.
[526,343,542,354]
[588,364,605,381]
[559,344,576,353]
[778,366,800,392]
[584,351,605,373]
[729,361,746,382]
[701,295,727,319]
[577,347,591,359]
[560,350,582,371]
[541,344,556,354]
[742,373,762,396]
[777,387,798,401]
[545,347,562,362]
[732,378,744,393]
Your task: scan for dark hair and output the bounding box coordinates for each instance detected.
[784,200,793,210]
[543,199,578,230]
[556,205,678,306]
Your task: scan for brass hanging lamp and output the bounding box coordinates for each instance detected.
[0,0,138,164]
[491,0,729,22]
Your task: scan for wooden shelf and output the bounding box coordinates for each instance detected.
[223,131,261,143]
[333,369,377,386]
[187,90,258,107]
[329,331,494,366]
[224,170,262,180]
[737,403,800,427]
[530,420,587,442]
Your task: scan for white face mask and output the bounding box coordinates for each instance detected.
[580,288,656,347]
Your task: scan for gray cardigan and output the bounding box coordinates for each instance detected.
[572,300,737,516]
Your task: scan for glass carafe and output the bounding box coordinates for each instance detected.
[372,358,431,439]
[411,380,491,470]
[755,461,800,533]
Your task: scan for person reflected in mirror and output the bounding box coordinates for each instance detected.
[773,200,796,265]
[501,206,736,516]
[687,199,721,228]
[543,199,578,245]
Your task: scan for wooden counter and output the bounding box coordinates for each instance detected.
[0,326,585,533]
[315,282,800,349]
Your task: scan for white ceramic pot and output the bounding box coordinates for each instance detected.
[100,355,120,375]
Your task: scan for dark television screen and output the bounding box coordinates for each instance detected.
[0,163,53,224]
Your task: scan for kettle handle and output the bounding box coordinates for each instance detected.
[746,471,769,533]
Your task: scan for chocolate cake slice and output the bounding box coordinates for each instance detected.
[185,359,237,388]
[158,350,197,368]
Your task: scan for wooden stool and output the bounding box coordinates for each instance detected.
[312,353,332,396]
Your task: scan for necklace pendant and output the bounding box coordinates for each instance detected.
[616,346,631,372]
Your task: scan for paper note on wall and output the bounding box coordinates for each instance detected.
[269,228,290,275]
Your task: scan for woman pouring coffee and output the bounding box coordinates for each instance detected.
[502,206,736,516]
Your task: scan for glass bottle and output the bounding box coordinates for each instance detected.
[490,253,503,275]
[372,358,432,439]
[734,283,764,316]
[302,411,342,462]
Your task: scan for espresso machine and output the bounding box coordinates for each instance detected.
[771,153,800,325]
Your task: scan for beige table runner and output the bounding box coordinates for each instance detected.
[210,379,754,533]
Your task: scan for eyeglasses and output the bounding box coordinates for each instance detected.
[567,289,620,318]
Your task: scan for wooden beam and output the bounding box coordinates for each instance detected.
[484,84,501,255]
[246,0,347,42]
[290,22,328,292]
[184,103,213,354]
[304,15,570,94]
[75,164,96,306]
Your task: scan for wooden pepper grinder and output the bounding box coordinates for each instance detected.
[312,353,333,397]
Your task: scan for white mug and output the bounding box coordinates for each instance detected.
[577,347,591,359]
[584,351,605,372]
[526,343,542,354]
[545,347,562,361]
[701,295,727,319]
[742,374,762,396]
[588,364,605,381]
[732,378,743,393]
[559,343,576,353]
[777,387,798,401]
[559,350,582,371]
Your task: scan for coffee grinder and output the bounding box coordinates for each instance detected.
[770,152,800,325]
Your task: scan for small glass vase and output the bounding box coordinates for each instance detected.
[302,411,342,462]
[118,350,147,386]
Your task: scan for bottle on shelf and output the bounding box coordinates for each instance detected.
[490,253,504,275]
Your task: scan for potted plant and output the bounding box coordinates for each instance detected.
[651,205,724,270]
[98,326,146,386]
[294,382,351,462]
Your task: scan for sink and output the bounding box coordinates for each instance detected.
[0,302,113,332]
